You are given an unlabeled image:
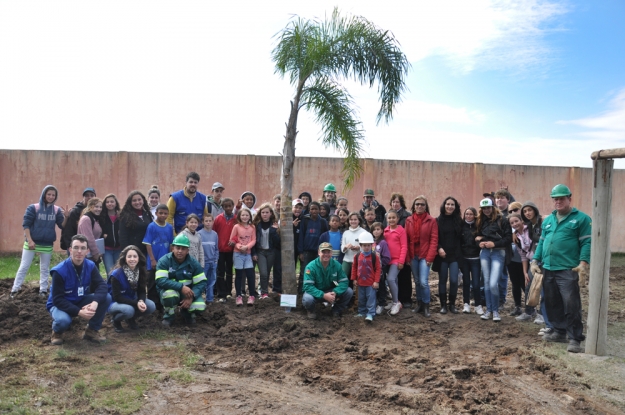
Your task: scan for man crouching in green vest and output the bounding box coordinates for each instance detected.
[155,233,207,326]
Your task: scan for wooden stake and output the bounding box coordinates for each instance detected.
[586,158,613,355]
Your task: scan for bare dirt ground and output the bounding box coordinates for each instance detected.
[1,267,625,415]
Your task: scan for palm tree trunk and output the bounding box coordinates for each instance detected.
[280,88,302,296]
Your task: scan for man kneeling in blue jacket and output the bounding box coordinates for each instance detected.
[47,235,111,345]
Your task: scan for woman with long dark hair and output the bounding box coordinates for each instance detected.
[101,194,121,276]
[436,196,463,314]
[460,207,482,314]
[119,191,153,256]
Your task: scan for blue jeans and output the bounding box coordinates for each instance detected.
[103,249,121,276]
[480,249,506,313]
[499,264,509,305]
[49,293,112,333]
[411,258,431,304]
[438,261,459,302]
[358,285,376,317]
[204,262,217,302]
[302,287,353,314]
[109,299,156,320]
[460,257,481,305]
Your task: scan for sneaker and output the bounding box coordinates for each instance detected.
[83,327,106,343]
[307,310,317,319]
[384,303,393,311]
[376,305,384,315]
[481,311,492,320]
[516,313,532,322]
[567,340,583,353]
[462,303,471,314]
[39,291,47,298]
[365,315,373,322]
[260,293,269,300]
[236,296,243,306]
[493,311,501,322]
[534,314,545,325]
[113,319,125,333]
[226,295,232,300]
[354,313,365,318]
[51,330,63,345]
[509,306,522,316]
[390,302,402,316]
[247,296,255,306]
[539,327,554,336]
[543,330,567,343]
[9,291,18,299]
[217,298,227,303]
[475,305,484,315]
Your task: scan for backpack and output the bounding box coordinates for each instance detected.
[354,251,378,273]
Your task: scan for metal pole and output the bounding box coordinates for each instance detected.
[586,158,613,355]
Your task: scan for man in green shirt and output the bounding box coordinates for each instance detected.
[302,242,353,319]
[531,184,591,353]
[155,233,207,326]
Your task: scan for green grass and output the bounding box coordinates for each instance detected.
[0,253,105,284]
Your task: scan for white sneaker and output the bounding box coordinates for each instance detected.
[462,303,471,314]
[376,305,384,315]
[534,314,545,325]
[384,303,393,310]
[390,302,402,315]
[475,305,484,315]
[481,311,491,320]
[492,311,501,322]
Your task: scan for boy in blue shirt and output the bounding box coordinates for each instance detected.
[199,214,219,304]
[143,204,174,309]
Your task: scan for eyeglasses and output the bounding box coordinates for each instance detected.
[71,246,88,251]
[415,203,426,206]
[509,208,520,213]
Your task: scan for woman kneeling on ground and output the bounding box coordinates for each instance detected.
[108,245,156,332]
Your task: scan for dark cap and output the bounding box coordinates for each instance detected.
[83,187,96,196]
[363,189,375,197]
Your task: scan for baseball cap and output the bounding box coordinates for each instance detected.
[363,189,375,197]
[212,182,224,191]
[292,198,304,206]
[318,242,332,251]
[83,187,96,196]
[480,198,494,207]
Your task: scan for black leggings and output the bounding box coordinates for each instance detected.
[507,261,525,307]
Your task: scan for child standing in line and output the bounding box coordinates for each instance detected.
[298,201,329,292]
[180,214,204,265]
[235,191,257,217]
[351,232,381,322]
[213,198,236,302]
[199,214,219,305]
[143,204,174,308]
[341,212,364,281]
[384,210,408,316]
[252,203,280,299]
[371,222,391,315]
[319,214,344,263]
[362,207,376,233]
[230,208,257,306]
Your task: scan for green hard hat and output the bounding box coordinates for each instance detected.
[172,233,190,248]
[550,184,571,198]
[323,183,336,192]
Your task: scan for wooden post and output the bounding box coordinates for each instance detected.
[586,158,613,355]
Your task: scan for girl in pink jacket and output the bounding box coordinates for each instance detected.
[384,210,407,316]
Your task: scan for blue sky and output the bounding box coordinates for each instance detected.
[1,0,624,168]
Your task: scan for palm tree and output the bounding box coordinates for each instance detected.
[272,8,410,295]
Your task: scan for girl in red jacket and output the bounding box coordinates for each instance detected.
[405,196,438,318]
[384,210,407,316]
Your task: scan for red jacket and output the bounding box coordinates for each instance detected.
[213,213,236,252]
[351,252,381,286]
[405,213,439,263]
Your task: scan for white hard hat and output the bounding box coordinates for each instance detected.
[358,232,374,244]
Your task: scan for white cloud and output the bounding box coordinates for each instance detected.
[557,88,625,140]
[395,100,485,124]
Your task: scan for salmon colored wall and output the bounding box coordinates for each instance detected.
[1,150,623,253]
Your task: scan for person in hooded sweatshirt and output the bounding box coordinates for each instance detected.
[11,185,69,298]
[60,187,96,251]
[236,191,257,217]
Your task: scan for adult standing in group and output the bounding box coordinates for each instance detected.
[476,198,512,322]
[11,185,69,298]
[436,197,463,314]
[101,194,122,276]
[494,188,513,308]
[77,198,104,267]
[320,183,338,215]
[60,187,96,251]
[384,193,412,308]
[167,172,209,235]
[531,184,591,353]
[47,235,111,345]
[147,186,161,220]
[119,191,153,257]
[206,182,226,217]
[406,196,438,318]
[359,189,387,224]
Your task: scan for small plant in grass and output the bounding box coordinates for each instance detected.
[169,368,193,384]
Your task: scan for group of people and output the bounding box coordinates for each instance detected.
[9,173,591,353]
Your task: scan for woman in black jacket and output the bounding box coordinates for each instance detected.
[436,196,463,314]
[102,194,121,276]
[460,207,483,315]
[476,198,512,322]
[119,191,153,256]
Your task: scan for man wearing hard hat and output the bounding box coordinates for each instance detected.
[531,184,591,353]
[155,233,207,326]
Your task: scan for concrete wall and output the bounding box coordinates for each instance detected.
[1,149,623,253]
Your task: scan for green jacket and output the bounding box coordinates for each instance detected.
[533,208,591,271]
[302,257,349,299]
[155,253,207,300]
